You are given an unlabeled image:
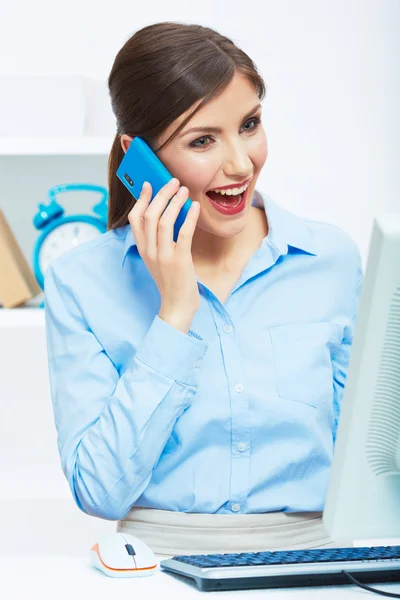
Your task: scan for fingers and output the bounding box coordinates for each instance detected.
[128,181,152,251]
[128,177,199,260]
[157,185,191,256]
[175,200,200,252]
[143,179,180,258]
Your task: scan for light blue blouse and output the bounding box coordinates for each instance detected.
[44,190,363,520]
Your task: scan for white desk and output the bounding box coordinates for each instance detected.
[2,555,400,599]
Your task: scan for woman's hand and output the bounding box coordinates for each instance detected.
[128,178,201,334]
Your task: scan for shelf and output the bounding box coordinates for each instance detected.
[0,137,113,156]
[0,307,44,327]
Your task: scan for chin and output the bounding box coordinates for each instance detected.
[199,217,249,238]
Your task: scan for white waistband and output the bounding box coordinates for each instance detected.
[117,507,350,557]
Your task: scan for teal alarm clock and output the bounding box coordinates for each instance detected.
[33,183,108,290]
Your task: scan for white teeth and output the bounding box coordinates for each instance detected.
[209,181,250,196]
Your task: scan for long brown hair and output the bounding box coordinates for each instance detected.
[107,21,267,230]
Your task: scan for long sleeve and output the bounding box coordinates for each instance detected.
[331,252,364,443]
[44,261,208,521]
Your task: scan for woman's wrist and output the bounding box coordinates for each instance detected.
[158,310,194,335]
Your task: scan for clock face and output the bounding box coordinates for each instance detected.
[39,221,102,275]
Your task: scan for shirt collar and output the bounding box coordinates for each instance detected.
[254,190,318,257]
[121,189,317,267]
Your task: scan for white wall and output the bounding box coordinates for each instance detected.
[1,0,399,265]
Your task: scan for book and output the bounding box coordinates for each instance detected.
[0,208,42,308]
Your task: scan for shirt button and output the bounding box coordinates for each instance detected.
[237,442,247,452]
[223,325,233,334]
[231,503,241,512]
[195,359,202,368]
[235,383,244,393]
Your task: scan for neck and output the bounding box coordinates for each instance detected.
[191,204,268,272]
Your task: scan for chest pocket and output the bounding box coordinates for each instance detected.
[269,321,343,408]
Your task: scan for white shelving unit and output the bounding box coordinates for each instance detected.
[0,135,112,310]
[0,129,111,324]
[0,306,45,325]
[0,136,117,554]
[0,135,112,312]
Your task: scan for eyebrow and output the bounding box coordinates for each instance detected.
[179,103,262,138]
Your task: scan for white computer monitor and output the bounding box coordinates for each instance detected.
[323,213,400,541]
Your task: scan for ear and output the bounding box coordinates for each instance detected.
[120,134,134,154]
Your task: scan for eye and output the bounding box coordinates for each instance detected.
[189,116,262,149]
[243,116,261,132]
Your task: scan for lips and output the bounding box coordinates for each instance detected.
[205,178,252,206]
[206,184,249,215]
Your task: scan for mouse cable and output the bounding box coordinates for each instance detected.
[343,570,400,598]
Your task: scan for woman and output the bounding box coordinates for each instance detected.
[44,21,363,558]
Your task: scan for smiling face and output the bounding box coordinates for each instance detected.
[121,70,268,261]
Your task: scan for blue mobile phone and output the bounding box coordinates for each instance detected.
[116,136,193,243]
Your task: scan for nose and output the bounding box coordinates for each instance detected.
[222,140,253,181]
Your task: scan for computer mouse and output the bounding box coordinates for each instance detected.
[90,532,159,578]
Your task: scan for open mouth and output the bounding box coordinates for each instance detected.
[205,182,251,215]
[206,189,244,208]
[205,180,251,208]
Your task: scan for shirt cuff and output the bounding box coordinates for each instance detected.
[135,314,209,387]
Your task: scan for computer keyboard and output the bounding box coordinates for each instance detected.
[160,545,400,593]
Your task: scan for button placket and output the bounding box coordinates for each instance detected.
[208,303,250,518]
